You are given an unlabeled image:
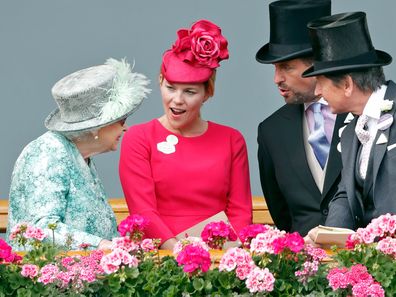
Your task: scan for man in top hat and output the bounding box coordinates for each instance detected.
[302,11,396,236]
[256,0,347,236]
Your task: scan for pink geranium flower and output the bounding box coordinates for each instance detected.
[327,264,385,296]
[245,267,275,293]
[201,221,237,249]
[140,238,159,253]
[24,225,46,241]
[173,237,209,257]
[118,214,149,242]
[376,237,396,258]
[176,244,211,274]
[0,238,22,263]
[272,232,304,254]
[38,264,59,285]
[21,264,39,279]
[9,222,27,240]
[352,282,385,297]
[250,226,285,254]
[219,247,254,280]
[111,236,139,252]
[239,224,269,248]
[100,248,139,274]
[348,214,396,247]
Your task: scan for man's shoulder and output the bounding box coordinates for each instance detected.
[259,104,302,129]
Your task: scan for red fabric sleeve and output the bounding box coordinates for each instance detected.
[225,130,253,235]
[119,125,175,243]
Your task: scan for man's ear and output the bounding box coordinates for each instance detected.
[344,75,354,98]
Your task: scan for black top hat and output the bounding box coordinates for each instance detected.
[256,0,331,64]
[302,12,392,77]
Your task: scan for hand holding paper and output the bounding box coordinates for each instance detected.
[314,225,355,247]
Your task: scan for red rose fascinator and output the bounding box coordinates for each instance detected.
[161,19,229,83]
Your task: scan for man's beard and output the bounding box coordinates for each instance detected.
[279,83,318,104]
[291,91,318,104]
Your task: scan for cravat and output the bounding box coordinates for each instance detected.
[355,115,370,145]
[355,114,371,178]
[308,103,330,169]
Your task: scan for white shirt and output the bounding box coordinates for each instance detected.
[358,84,387,171]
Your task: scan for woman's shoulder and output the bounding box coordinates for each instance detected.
[122,119,161,147]
[19,132,68,158]
[11,132,72,180]
[124,119,167,140]
[208,121,245,139]
[126,119,158,133]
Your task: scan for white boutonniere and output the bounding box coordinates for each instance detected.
[380,99,393,112]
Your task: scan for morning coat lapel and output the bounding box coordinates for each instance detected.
[372,81,396,187]
[322,113,347,198]
[281,104,321,195]
[340,116,365,219]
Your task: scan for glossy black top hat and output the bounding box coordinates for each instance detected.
[302,11,392,77]
[256,0,331,64]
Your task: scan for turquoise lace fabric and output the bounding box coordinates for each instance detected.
[6,131,118,250]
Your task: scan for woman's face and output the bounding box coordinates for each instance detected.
[97,119,127,152]
[160,77,208,132]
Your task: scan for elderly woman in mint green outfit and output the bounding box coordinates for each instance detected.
[6,58,150,250]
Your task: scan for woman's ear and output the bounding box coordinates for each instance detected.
[91,130,99,140]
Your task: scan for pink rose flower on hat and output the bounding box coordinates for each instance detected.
[172,19,229,68]
[161,19,229,83]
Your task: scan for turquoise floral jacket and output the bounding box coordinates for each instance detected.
[6,131,118,249]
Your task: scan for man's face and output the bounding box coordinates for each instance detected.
[273,58,318,104]
[315,75,348,114]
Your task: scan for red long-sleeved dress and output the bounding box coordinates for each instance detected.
[119,119,252,243]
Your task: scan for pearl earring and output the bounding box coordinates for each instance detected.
[94,135,99,140]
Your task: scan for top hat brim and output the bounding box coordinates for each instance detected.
[256,43,312,64]
[302,50,392,77]
[44,100,143,133]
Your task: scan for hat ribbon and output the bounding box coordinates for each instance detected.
[314,50,378,70]
[269,42,311,56]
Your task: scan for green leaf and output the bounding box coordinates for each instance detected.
[204,279,213,291]
[218,273,231,290]
[16,288,31,297]
[108,275,122,292]
[126,267,140,279]
[162,285,180,297]
[192,278,204,291]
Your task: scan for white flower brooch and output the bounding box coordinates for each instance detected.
[380,99,393,112]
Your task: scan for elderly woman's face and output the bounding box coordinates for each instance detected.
[97,119,127,152]
[160,78,208,133]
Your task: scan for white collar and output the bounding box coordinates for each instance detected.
[362,84,387,120]
[304,97,328,111]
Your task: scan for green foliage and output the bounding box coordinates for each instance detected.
[2,248,395,296]
[0,264,57,296]
[21,244,59,267]
[2,227,395,296]
[250,249,333,297]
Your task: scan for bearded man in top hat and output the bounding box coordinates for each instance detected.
[302,12,396,239]
[256,0,347,236]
